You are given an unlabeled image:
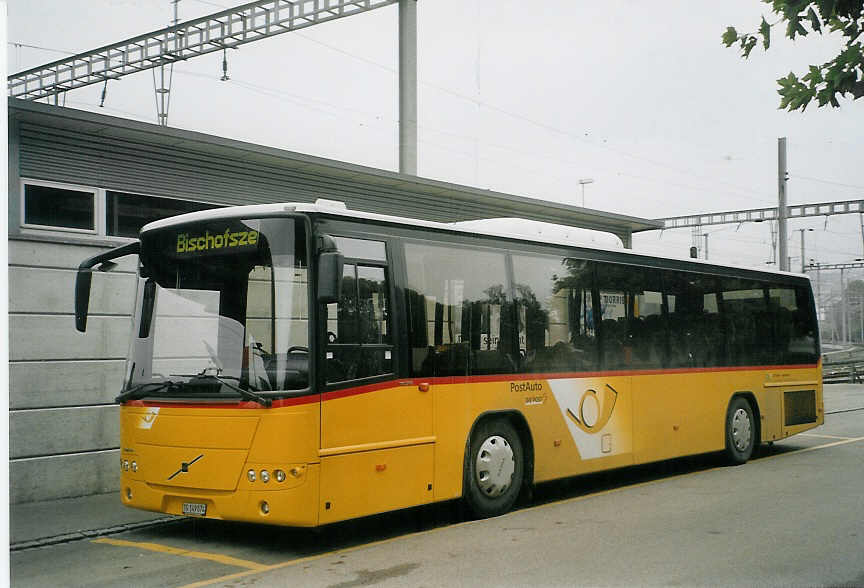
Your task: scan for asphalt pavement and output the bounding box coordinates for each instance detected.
[9,382,864,560]
[10,491,175,551]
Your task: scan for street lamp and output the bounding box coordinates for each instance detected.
[578,178,594,207]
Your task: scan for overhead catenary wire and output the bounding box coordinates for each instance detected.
[10,18,862,264]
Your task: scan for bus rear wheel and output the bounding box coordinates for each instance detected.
[724,396,755,465]
[463,418,524,519]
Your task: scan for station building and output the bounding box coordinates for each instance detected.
[7,99,661,503]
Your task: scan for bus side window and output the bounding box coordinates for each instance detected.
[594,262,667,370]
[511,255,598,373]
[405,242,512,377]
[768,285,818,364]
[664,271,722,368]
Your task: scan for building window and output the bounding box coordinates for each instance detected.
[22,182,97,233]
[106,191,218,238]
[20,179,220,239]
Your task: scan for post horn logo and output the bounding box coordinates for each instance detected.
[566,384,618,433]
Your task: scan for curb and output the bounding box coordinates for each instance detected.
[11,516,182,552]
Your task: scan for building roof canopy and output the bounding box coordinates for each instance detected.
[9,100,662,237]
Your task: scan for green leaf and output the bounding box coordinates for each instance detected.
[807,7,822,32]
[802,64,824,85]
[722,26,739,47]
[742,35,758,58]
[777,72,797,89]
[760,16,771,49]
[787,17,799,39]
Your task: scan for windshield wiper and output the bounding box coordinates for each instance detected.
[173,373,272,407]
[115,380,181,404]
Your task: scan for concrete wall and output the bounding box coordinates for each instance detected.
[9,237,138,502]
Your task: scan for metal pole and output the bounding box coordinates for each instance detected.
[860,212,864,259]
[817,263,822,333]
[703,233,709,260]
[778,137,789,271]
[800,229,805,273]
[841,267,847,343]
[398,0,418,175]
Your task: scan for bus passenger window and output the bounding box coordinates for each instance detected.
[768,286,818,364]
[511,255,597,373]
[720,277,767,366]
[664,271,722,368]
[405,242,513,377]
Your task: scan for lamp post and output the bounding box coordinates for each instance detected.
[578,178,594,207]
[698,233,709,260]
[797,228,814,273]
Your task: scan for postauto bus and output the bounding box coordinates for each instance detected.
[74,201,822,525]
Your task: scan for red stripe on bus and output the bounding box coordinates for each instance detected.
[123,363,819,409]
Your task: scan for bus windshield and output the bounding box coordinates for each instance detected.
[127,217,309,397]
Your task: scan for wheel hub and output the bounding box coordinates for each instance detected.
[475,435,515,497]
[731,407,752,451]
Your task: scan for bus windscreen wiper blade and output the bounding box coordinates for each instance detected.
[115,380,180,404]
[181,374,272,407]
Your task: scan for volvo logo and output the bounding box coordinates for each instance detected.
[167,454,204,481]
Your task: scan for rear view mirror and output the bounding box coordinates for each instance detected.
[75,270,94,332]
[75,241,141,332]
[318,251,344,304]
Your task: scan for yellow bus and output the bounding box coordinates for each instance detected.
[75,201,823,525]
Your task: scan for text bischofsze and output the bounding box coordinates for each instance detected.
[176,230,259,253]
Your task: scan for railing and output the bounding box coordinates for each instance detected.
[822,359,864,384]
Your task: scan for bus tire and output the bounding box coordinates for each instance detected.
[724,396,755,465]
[463,418,524,519]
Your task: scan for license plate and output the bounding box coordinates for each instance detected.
[182,502,207,516]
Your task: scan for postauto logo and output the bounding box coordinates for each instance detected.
[176,229,259,254]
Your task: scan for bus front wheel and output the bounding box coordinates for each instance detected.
[463,418,524,518]
[724,396,755,465]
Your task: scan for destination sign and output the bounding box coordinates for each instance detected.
[175,229,259,254]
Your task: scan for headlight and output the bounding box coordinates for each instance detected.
[131,461,138,473]
[275,469,286,483]
[122,460,129,471]
[260,470,270,483]
[247,469,256,482]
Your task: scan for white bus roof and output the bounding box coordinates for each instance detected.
[141,200,809,280]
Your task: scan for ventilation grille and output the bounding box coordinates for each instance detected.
[784,390,817,426]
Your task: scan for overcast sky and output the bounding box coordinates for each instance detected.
[6,0,864,281]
